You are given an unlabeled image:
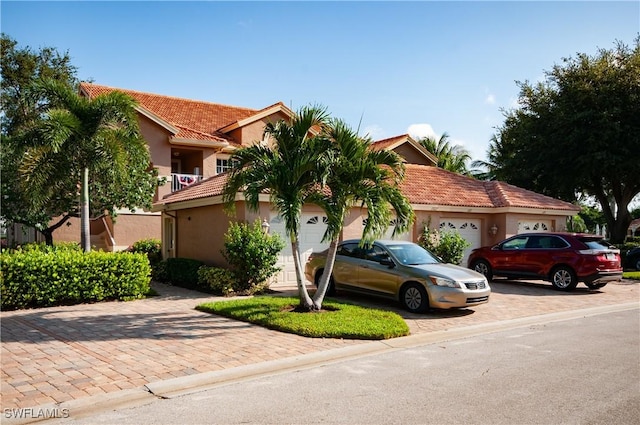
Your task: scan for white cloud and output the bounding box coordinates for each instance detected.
[362,124,386,140]
[485,94,496,105]
[407,123,437,140]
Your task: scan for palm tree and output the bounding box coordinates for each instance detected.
[223,105,331,310]
[18,79,151,251]
[470,135,500,180]
[308,119,414,309]
[419,132,472,175]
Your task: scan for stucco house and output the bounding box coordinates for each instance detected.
[22,83,579,288]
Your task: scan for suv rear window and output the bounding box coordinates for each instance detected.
[578,237,613,250]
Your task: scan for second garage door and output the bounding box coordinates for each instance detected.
[269,213,329,288]
[439,219,481,266]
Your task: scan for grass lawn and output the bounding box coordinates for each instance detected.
[196,296,410,340]
[623,271,640,280]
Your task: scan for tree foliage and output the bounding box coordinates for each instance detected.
[1,36,159,246]
[418,132,472,175]
[308,119,414,308]
[490,38,640,243]
[223,105,332,309]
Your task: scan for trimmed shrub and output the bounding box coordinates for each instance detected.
[197,266,235,296]
[161,257,205,289]
[128,239,162,267]
[418,222,470,265]
[223,220,285,292]
[0,250,151,310]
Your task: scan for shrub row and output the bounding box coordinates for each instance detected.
[1,249,151,310]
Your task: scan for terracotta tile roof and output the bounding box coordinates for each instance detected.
[401,164,579,211]
[370,134,410,150]
[79,82,257,144]
[158,173,229,205]
[157,163,578,212]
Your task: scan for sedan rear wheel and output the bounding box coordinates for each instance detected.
[550,266,578,291]
[314,269,336,296]
[401,282,429,313]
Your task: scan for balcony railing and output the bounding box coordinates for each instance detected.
[171,173,203,192]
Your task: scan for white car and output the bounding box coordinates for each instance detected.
[305,239,490,313]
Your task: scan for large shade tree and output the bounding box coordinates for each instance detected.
[223,105,332,310]
[7,79,158,249]
[490,38,640,243]
[308,119,414,310]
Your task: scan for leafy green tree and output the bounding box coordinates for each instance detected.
[418,132,471,175]
[7,79,159,250]
[223,105,331,310]
[490,38,640,243]
[308,119,414,309]
[1,34,78,134]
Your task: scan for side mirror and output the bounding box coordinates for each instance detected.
[380,258,395,268]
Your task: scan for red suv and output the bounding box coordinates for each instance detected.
[467,232,623,291]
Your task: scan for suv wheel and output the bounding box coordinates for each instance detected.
[401,282,429,313]
[586,282,607,290]
[471,260,493,281]
[550,266,578,291]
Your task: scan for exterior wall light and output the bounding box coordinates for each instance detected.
[262,218,270,234]
[489,224,498,236]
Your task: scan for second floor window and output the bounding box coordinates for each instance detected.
[216,159,233,174]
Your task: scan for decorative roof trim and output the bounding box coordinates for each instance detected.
[412,204,577,215]
[154,193,271,212]
[169,137,229,148]
[134,106,180,135]
[218,103,294,133]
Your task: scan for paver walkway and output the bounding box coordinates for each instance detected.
[1,280,638,411]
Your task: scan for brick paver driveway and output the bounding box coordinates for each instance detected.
[1,279,638,410]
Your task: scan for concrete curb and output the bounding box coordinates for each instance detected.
[9,301,639,424]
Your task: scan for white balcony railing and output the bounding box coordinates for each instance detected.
[171,173,203,192]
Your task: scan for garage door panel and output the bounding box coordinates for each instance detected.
[518,221,551,233]
[270,213,329,287]
[439,219,481,266]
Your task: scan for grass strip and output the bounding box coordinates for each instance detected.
[196,296,410,340]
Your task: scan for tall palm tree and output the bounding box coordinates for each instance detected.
[19,79,151,251]
[308,119,414,309]
[419,132,472,175]
[223,105,331,310]
[470,135,500,180]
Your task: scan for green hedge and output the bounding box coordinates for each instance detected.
[0,249,151,310]
[154,257,205,290]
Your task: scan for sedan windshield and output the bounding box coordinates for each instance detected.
[386,243,440,265]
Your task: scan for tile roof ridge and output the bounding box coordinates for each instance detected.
[483,180,509,207]
[372,134,410,145]
[80,82,258,113]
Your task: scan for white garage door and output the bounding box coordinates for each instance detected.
[362,217,412,241]
[269,213,329,288]
[439,219,481,266]
[518,221,551,233]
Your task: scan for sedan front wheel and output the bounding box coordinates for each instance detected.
[401,283,429,313]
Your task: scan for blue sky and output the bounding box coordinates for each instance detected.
[2,1,639,162]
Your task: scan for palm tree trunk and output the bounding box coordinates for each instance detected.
[80,167,90,252]
[291,236,313,309]
[312,239,339,310]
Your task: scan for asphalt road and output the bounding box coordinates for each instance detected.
[53,307,640,425]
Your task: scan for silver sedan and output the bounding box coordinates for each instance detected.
[305,239,491,313]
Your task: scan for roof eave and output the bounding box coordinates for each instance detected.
[170,137,229,148]
[218,104,293,133]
